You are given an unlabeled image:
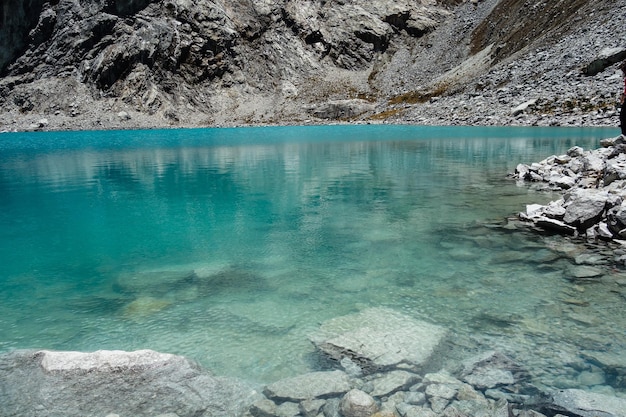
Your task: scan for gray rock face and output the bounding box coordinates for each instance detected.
[1,0,625,130]
[541,389,626,417]
[263,370,351,402]
[310,307,447,374]
[0,0,449,128]
[0,349,259,417]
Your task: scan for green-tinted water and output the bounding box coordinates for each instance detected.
[1,125,624,391]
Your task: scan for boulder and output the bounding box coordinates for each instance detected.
[263,370,351,402]
[340,389,379,417]
[310,307,447,374]
[603,157,626,186]
[563,189,610,230]
[0,349,259,417]
[583,47,626,76]
[511,99,537,116]
[534,217,577,235]
[540,389,626,417]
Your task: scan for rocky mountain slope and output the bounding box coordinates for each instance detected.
[0,0,625,131]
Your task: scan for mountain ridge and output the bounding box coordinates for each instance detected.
[1,0,625,131]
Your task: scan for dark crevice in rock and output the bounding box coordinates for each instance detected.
[0,0,47,74]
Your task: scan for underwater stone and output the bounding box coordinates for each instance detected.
[249,398,277,417]
[310,307,447,374]
[299,399,326,417]
[263,370,351,402]
[565,265,604,281]
[458,351,527,390]
[542,389,626,417]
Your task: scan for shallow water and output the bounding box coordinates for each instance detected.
[1,125,624,392]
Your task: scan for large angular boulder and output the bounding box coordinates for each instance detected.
[0,349,259,417]
[563,189,612,231]
[310,307,447,374]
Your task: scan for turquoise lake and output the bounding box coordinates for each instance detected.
[1,125,625,392]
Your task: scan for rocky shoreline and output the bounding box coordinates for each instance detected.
[513,134,626,250]
[2,307,626,417]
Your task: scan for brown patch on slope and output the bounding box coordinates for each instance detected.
[470,0,590,61]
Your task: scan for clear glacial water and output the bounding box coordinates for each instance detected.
[1,125,625,392]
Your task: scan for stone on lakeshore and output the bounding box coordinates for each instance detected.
[597,222,614,239]
[369,370,421,397]
[263,370,351,402]
[534,217,577,235]
[516,163,531,179]
[582,154,606,173]
[525,204,545,217]
[340,389,379,417]
[567,146,585,157]
[310,307,447,374]
[563,189,610,230]
[603,159,626,186]
[549,174,576,189]
[541,389,626,417]
[0,349,259,417]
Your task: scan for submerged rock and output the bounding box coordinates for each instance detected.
[310,307,447,374]
[457,351,529,391]
[540,389,626,417]
[0,349,259,417]
[263,370,351,402]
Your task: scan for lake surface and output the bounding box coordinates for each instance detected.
[1,125,624,392]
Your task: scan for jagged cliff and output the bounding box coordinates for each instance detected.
[0,0,625,130]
